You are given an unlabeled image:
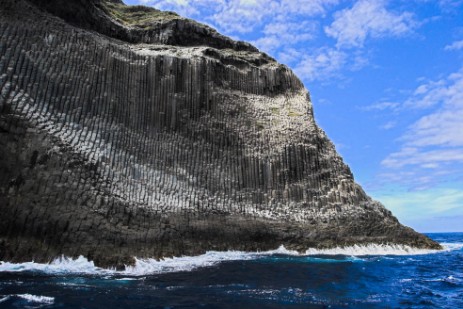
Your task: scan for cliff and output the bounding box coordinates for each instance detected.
[0,0,441,268]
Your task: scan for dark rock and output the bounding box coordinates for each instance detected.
[0,0,441,268]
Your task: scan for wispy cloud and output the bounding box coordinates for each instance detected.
[209,0,340,34]
[379,66,463,188]
[380,121,397,130]
[139,0,339,33]
[137,0,345,81]
[362,101,400,111]
[382,148,463,169]
[445,40,463,51]
[136,0,429,83]
[401,69,463,146]
[325,0,418,48]
[209,0,279,34]
[252,21,317,53]
[437,0,463,11]
[138,0,212,17]
[294,48,347,82]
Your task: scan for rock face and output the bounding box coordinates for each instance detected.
[0,0,440,268]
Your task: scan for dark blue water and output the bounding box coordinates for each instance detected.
[0,233,462,308]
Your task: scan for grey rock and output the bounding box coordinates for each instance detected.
[0,0,440,268]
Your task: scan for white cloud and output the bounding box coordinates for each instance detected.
[437,0,463,10]
[263,21,317,41]
[325,0,418,48]
[252,21,317,53]
[137,0,343,79]
[294,48,347,81]
[136,0,422,83]
[380,121,397,130]
[362,101,400,111]
[380,66,463,187]
[138,0,216,17]
[401,69,463,146]
[140,0,339,33]
[135,0,425,84]
[445,40,463,51]
[404,110,463,148]
[209,0,279,33]
[252,36,281,53]
[279,0,340,16]
[206,0,340,34]
[277,48,304,65]
[382,148,463,169]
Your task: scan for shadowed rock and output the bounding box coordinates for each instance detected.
[0,0,441,269]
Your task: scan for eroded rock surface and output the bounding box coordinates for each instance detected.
[0,0,441,268]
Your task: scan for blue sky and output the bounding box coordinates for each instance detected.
[124,0,463,232]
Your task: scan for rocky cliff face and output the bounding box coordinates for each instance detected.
[0,0,440,268]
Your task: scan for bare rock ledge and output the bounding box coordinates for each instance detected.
[0,0,441,269]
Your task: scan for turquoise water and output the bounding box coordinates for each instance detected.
[0,233,462,308]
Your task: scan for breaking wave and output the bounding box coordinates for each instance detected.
[259,242,462,256]
[17,294,55,304]
[0,296,10,303]
[0,294,55,305]
[0,243,460,276]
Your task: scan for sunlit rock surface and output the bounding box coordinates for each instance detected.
[0,0,441,268]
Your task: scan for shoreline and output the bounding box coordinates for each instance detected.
[0,242,457,276]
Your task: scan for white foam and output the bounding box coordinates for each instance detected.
[16,294,54,304]
[305,244,440,256]
[124,251,258,276]
[0,296,10,303]
[0,243,460,276]
[115,277,144,281]
[0,251,257,276]
[441,242,463,251]
[0,256,107,275]
[259,243,460,256]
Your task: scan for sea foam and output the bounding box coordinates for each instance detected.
[0,243,460,276]
[16,294,55,304]
[0,294,55,305]
[0,296,10,303]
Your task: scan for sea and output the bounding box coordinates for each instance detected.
[0,233,462,308]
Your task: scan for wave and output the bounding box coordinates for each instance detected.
[440,243,463,251]
[124,251,258,276]
[0,296,10,303]
[0,251,258,276]
[304,244,447,256]
[0,256,104,275]
[261,243,463,256]
[17,294,55,304]
[0,294,55,305]
[0,243,461,276]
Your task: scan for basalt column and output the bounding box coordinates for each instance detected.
[0,0,440,268]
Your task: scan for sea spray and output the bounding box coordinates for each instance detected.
[16,294,55,305]
[0,243,460,276]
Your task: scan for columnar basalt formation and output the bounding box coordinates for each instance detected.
[0,0,441,268]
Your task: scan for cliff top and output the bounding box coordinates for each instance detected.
[101,1,181,25]
[24,0,265,54]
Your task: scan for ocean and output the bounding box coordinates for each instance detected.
[0,233,462,308]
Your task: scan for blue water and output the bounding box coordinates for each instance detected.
[0,233,462,308]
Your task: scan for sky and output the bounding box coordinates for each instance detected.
[123,0,463,232]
